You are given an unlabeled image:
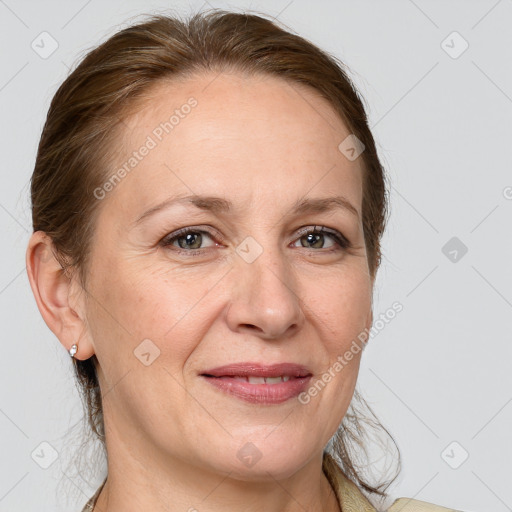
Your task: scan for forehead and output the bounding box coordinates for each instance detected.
[105,71,364,218]
[127,70,353,146]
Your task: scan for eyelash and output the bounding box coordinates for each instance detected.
[159,225,351,257]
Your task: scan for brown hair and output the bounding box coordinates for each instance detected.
[30,8,398,501]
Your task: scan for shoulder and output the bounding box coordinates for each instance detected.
[388,497,463,511]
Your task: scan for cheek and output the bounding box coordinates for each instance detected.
[87,263,214,417]
[298,267,370,420]
[305,267,372,351]
[92,261,221,367]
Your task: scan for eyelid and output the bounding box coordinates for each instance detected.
[293,225,351,250]
[294,225,349,243]
[160,224,351,254]
[160,226,222,249]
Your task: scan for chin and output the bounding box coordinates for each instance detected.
[207,438,315,481]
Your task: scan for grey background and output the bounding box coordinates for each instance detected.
[1,0,511,511]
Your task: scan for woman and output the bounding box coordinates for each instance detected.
[25,9,462,512]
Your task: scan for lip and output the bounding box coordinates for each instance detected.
[201,362,312,378]
[200,362,312,404]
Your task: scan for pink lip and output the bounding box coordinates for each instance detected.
[200,362,312,404]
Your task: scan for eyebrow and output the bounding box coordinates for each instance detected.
[132,193,359,226]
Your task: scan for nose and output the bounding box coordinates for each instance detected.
[225,246,305,340]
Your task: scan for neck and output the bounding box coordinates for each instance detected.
[93,428,340,512]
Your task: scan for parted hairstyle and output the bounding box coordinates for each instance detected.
[30,7,399,502]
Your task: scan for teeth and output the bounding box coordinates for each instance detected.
[219,375,296,384]
[244,376,293,384]
[265,377,283,384]
[247,376,266,384]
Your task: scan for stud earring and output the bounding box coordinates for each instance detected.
[69,343,78,358]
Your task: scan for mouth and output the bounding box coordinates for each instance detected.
[200,362,312,378]
[203,375,297,383]
[200,362,313,404]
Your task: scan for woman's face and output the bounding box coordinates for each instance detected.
[79,71,373,479]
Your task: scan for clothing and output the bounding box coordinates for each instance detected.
[322,453,461,511]
[81,452,460,511]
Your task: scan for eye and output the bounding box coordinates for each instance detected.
[159,225,350,257]
[160,227,219,254]
[292,226,350,251]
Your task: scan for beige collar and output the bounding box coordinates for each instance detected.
[322,452,377,511]
[322,452,460,512]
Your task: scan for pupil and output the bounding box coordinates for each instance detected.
[304,233,322,248]
[180,233,201,249]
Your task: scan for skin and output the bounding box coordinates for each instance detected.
[26,71,374,512]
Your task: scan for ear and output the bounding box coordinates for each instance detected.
[25,231,95,360]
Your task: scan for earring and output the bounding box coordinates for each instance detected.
[69,343,78,358]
